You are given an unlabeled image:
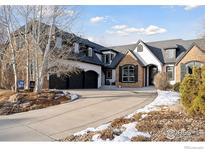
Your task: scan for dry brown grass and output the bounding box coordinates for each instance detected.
[136,120,164,133]
[0,90,15,103]
[110,117,135,129]
[100,128,115,140]
[62,132,97,142]
[134,108,205,141]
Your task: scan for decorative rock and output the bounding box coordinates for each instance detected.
[20,102,31,108]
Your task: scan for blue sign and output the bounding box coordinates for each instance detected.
[17,80,24,89]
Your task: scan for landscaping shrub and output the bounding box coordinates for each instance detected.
[180,66,205,116]
[180,67,201,109]
[153,72,169,90]
[172,82,180,92]
[189,65,205,116]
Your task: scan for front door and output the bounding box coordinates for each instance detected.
[149,65,158,85]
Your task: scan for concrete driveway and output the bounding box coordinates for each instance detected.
[0,90,157,141]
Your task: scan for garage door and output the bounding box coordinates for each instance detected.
[84,71,98,88]
[49,70,98,89]
[68,72,84,89]
[49,74,68,89]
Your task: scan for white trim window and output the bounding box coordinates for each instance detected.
[88,47,93,57]
[137,44,143,52]
[166,49,176,59]
[186,61,203,74]
[103,53,114,64]
[122,65,135,82]
[166,66,174,81]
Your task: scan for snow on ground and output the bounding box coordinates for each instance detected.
[126,90,180,118]
[70,94,79,101]
[72,90,180,141]
[113,122,150,142]
[74,123,111,136]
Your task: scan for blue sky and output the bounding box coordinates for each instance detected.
[71,5,205,46]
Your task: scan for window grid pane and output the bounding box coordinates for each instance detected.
[166,66,174,80]
[122,65,135,82]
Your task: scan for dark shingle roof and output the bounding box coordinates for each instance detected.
[103,52,124,69]
[14,21,122,67]
[108,38,205,64]
[109,44,137,54]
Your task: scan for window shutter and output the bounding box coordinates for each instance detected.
[119,66,122,82]
[134,65,138,82]
[180,63,186,81]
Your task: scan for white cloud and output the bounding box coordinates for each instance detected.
[90,16,105,24]
[144,25,167,35]
[184,5,200,11]
[112,25,128,30]
[124,27,145,33]
[107,24,167,36]
[107,30,128,36]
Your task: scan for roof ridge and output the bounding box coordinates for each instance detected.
[182,38,205,42]
[145,39,184,44]
[108,43,137,48]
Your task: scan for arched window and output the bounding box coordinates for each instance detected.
[137,44,143,52]
[122,65,137,82]
[186,61,203,74]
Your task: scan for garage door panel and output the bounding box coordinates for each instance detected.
[49,75,68,89]
[84,71,98,88]
[68,72,84,89]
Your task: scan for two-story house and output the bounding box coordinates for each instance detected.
[1,21,205,89]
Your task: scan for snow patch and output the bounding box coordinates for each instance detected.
[74,123,110,136]
[70,94,79,101]
[126,90,180,118]
[114,122,150,142]
[92,134,102,141]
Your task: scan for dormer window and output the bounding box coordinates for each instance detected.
[88,47,93,57]
[137,44,143,52]
[165,49,176,59]
[103,53,114,64]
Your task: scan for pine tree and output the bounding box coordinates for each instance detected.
[180,66,200,109]
[190,65,205,116]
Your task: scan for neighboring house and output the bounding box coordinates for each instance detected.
[1,21,205,89]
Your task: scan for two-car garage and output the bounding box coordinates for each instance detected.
[49,70,98,89]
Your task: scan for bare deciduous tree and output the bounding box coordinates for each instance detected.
[0,5,81,93]
[0,6,18,92]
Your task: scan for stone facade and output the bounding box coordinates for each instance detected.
[116,51,144,88]
[176,45,205,82]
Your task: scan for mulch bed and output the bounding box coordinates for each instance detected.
[0,90,70,115]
